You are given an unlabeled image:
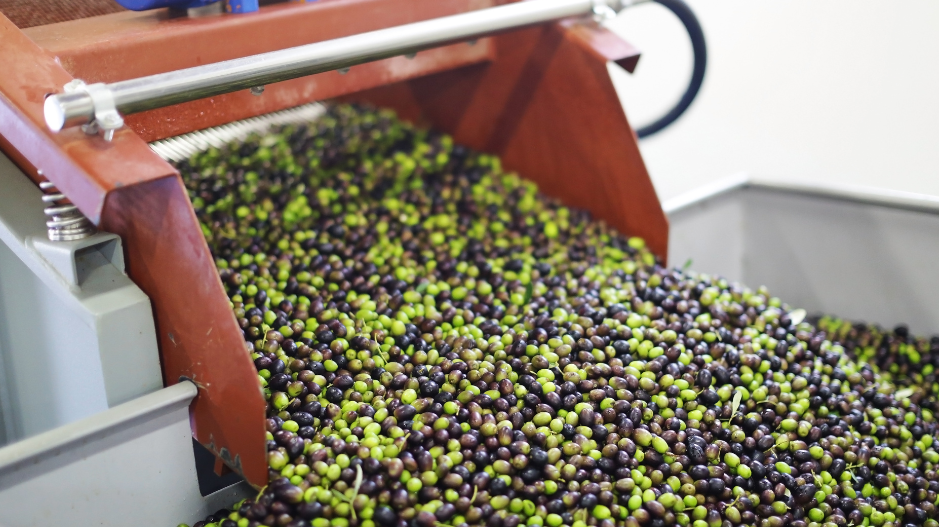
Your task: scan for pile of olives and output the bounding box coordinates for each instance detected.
[176,104,939,527]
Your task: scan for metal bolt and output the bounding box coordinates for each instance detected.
[38,171,96,242]
[250,85,265,96]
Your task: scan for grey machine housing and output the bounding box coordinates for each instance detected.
[0,152,162,444]
[0,152,252,526]
[667,173,939,336]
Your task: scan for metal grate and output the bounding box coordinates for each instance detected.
[148,102,326,162]
[0,0,124,28]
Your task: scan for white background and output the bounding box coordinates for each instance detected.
[605,0,939,201]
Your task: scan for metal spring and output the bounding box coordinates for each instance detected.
[39,180,96,241]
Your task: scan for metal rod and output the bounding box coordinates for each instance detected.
[45,0,620,132]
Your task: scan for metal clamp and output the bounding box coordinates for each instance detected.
[63,80,124,142]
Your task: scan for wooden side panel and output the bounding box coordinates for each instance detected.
[345,22,669,260]
[561,19,642,73]
[0,12,268,487]
[100,176,267,485]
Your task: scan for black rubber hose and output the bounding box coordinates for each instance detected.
[633,0,707,139]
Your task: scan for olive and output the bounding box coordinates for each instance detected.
[179,103,939,527]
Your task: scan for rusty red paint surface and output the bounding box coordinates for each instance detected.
[343,22,666,260]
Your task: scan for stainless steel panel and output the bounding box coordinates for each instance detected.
[666,175,939,335]
[0,381,253,526]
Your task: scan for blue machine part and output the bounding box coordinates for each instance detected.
[112,0,259,13]
[225,0,260,13]
[114,0,218,9]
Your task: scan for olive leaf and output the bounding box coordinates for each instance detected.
[682,258,693,271]
[721,390,744,426]
[789,308,807,326]
[373,339,391,363]
[523,282,534,304]
[716,390,739,429]
[332,489,350,503]
[331,467,363,521]
[416,282,429,294]
[257,323,275,349]
[353,464,363,498]
[255,484,269,503]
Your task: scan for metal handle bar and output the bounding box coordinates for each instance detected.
[44,0,625,137]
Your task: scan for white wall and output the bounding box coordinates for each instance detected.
[605,0,939,201]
